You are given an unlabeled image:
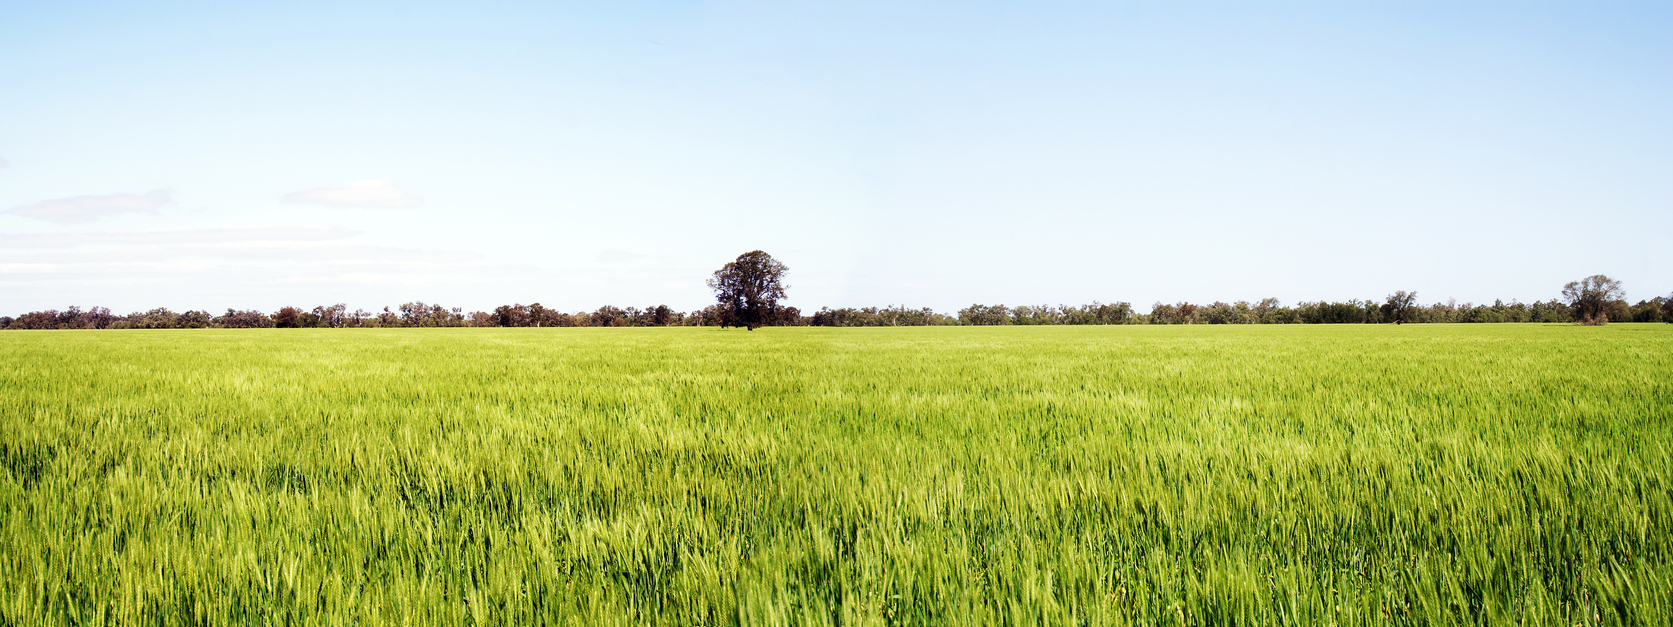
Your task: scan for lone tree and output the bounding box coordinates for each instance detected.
[1561,274,1624,325]
[1383,290,1418,324]
[708,250,787,330]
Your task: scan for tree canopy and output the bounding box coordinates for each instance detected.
[1383,291,1418,324]
[707,251,788,330]
[1561,275,1624,324]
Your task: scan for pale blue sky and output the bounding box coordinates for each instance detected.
[2,1,1669,314]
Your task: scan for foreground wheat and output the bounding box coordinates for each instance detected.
[2,324,1669,625]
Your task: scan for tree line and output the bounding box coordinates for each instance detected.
[4,261,1667,330]
[7,294,1668,330]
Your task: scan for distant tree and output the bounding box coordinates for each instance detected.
[10,310,60,330]
[1233,301,1257,324]
[1663,293,1673,323]
[179,310,212,329]
[591,305,626,327]
[398,302,424,326]
[215,309,273,328]
[1251,298,1290,324]
[1177,303,1198,324]
[136,308,182,329]
[1383,290,1418,324]
[528,303,552,327]
[807,305,946,327]
[312,304,347,328]
[273,307,302,328]
[494,304,524,327]
[1629,298,1665,323]
[1200,302,1238,324]
[1528,299,1570,323]
[405,303,463,327]
[707,250,788,330]
[623,305,676,327]
[690,305,726,327]
[1064,301,1133,325]
[1491,300,1518,323]
[1562,275,1624,325]
[56,306,84,328]
[79,306,118,329]
[957,304,1010,326]
[1603,298,1631,325]
[1150,302,1199,324]
[1009,305,1044,325]
[1306,301,1368,324]
[1148,302,1178,325]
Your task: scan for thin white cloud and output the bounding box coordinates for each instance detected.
[0,229,483,282]
[8,190,172,223]
[0,224,479,278]
[0,246,483,274]
[597,249,651,262]
[0,225,362,249]
[281,180,421,209]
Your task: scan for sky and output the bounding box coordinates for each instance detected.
[2,1,1669,315]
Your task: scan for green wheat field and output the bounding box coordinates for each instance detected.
[2,324,1670,625]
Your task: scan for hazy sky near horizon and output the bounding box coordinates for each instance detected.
[3,1,1669,315]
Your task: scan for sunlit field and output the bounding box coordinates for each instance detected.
[2,324,1669,625]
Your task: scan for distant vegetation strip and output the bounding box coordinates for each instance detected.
[5,294,1670,329]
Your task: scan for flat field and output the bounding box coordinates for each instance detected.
[2,324,1670,625]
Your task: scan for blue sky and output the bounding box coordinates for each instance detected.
[2,1,1669,314]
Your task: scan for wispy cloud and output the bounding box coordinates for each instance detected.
[0,224,483,282]
[0,225,361,249]
[281,180,421,209]
[0,245,482,273]
[8,190,172,223]
[597,249,651,262]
